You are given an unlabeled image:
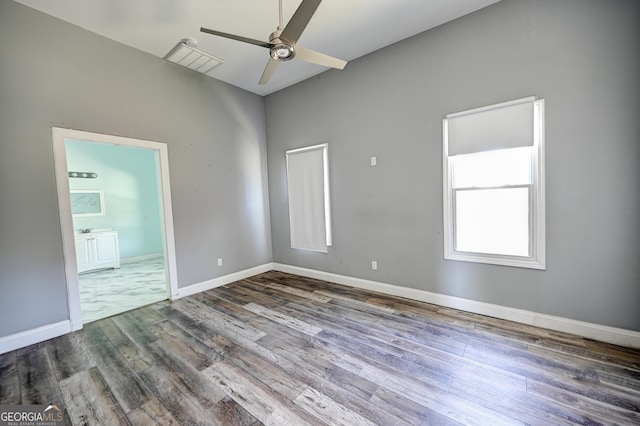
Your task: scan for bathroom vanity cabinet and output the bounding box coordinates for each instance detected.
[75,230,120,273]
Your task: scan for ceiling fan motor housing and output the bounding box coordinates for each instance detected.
[269,30,295,61]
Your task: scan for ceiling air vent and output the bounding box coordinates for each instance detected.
[164,38,223,76]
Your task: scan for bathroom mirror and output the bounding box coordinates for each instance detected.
[70,190,105,217]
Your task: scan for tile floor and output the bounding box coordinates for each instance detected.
[78,256,167,323]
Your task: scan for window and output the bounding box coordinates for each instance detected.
[286,143,332,252]
[443,97,545,269]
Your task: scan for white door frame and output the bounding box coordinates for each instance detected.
[52,127,179,331]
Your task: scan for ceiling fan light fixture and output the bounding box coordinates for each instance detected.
[270,43,295,61]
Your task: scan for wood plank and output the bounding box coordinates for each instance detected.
[142,338,228,409]
[335,352,525,426]
[370,387,464,426]
[463,341,640,413]
[0,351,20,404]
[402,349,527,393]
[464,339,600,384]
[126,398,180,425]
[212,395,265,426]
[146,320,221,371]
[266,281,332,303]
[258,330,380,401]
[193,291,292,337]
[139,366,241,425]
[526,377,640,425]
[98,318,153,373]
[172,297,267,342]
[17,346,64,405]
[448,376,581,426]
[597,369,640,394]
[81,321,112,347]
[236,280,330,307]
[284,296,468,356]
[208,284,283,309]
[127,305,166,326]
[366,296,476,330]
[59,368,130,426]
[279,302,407,357]
[244,302,323,336]
[294,387,379,426]
[46,331,95,381]
[85,336,153,413]
[162,306,228,353]
[224,344,307,401]
[440,306,587,348]
[203,360,317,426]
[251,329,415,425]
[111,312,159,347]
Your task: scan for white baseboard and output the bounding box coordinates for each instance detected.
[272,263,640,349]
[120,253,164,264]
[4,262,637,355]
[0,320,71,355]
[175,263,274,299]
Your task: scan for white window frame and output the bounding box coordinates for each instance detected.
[443,98,546,269]
[286,143,332,252]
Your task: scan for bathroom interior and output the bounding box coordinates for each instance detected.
[66,139,168,323]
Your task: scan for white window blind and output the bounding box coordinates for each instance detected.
[447,97,534,156]
[286,144,331,252]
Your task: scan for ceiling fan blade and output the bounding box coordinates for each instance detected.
[295,46,347,70]
[200,27,271,48]
[280,0,322,44]
[259,58,281,85]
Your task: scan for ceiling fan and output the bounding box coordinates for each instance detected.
[200,0,347,85]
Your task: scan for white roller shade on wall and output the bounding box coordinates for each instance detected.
[286,144,331,252]
[446,97,535,156]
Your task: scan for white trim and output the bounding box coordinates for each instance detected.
[52,127,180,329]
[120,253,164,265]
[4,264,639,353]
[285,143,328,155]
[272,263,640,349]
[175,263,274,299]
[0,321,71,355]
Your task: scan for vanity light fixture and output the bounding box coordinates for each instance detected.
[164,38,224,77]
[68,171,97,178]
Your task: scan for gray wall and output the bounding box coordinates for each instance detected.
[0,1,272,336]
[265,0,640,331]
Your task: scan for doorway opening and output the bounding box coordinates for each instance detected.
[52,128,178,330]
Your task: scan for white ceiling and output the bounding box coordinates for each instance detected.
[14,0,501,96]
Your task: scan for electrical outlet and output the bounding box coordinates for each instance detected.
[217,258,223,267]
[371,260,377,270]
[370,156,377,166]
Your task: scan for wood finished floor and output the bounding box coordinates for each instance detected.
[1,271,639,425]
